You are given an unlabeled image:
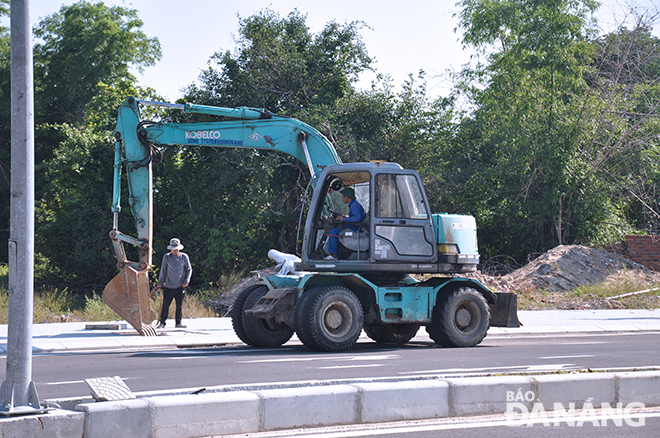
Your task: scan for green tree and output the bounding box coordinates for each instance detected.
[4,1,162,288]
[0,1,13,268]
[582,22,660,240]
[35,82,164,290]
[187,9,371,114]
[33,0,161,124]
[454,0,604,261]
[453,0,660,266]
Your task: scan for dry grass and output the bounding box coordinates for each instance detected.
[151,290,216,321]
[514,277,660,310]
[0,287,218,324]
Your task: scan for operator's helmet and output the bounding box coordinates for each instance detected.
[330,177,343,192]
[340,187,356,200]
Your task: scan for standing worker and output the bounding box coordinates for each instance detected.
[155,238,192,328]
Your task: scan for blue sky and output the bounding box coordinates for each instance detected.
[13,0,660,102]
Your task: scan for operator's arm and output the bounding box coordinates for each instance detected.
[341,200,365,224]
[182,253,192,288]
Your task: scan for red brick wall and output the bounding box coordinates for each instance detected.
[624,235,660,271]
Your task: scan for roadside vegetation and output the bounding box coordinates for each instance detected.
[1,1,660,294]
[515,280,660,310]
[1,278,657,325]
[0,265,219,324]
[0,287,217,324]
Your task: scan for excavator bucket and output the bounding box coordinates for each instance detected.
[103,266,158,336]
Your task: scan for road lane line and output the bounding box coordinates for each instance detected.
[44,380,84,386]
[398,363,575,375]
[239,355,398,364]
[540,354,595,359]
[525,363,574,371]
[398,365,527,374]
[318,364,385,370]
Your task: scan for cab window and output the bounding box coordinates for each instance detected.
[375,174,428,219]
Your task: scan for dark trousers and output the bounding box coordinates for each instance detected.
[160,287,184,325]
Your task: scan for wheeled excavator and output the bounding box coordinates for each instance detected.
[103,97,519,350]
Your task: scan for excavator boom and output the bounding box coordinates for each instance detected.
[103,97,340,334]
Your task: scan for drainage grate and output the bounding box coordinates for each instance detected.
[85,376,135,402]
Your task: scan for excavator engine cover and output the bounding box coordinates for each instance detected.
[103,266,157,336]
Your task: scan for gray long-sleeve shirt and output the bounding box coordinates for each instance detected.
[157,252,192,288]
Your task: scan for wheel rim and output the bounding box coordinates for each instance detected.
[454,301,479,335]
[321,301,353,339]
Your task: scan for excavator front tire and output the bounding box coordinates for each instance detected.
[294,286,363,352]
[426,287,489,347]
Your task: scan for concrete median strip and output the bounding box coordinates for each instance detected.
[8,370,653,437]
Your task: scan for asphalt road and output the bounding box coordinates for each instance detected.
[17,331,660,400]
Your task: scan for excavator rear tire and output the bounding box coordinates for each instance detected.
[241,285,294,348]
[231,284,267,346]
[364,323,420,344]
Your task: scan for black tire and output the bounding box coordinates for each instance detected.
[241,286,294,348]
[426,288,490,348]
[231,284,265,346]
[364,323,421,344]
[294,286,364,352]
[292,287,322,346]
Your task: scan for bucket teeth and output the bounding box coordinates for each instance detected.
[140,323,158,337]
[103,266,157,335]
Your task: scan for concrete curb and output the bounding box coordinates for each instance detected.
[22,370,660,438]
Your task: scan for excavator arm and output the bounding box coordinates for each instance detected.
[103,97,341,335]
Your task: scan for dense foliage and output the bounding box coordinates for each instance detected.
[1,1,659,290]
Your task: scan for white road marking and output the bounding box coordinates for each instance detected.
[165,356,214,360]
[238,355,398,364]
[559,341,607,345]
[399,365,527,374]
[540,354,595,359]
[45,380,84,386]
[399,363,573,375]
[525,363,574,371]
[318,364,385,370]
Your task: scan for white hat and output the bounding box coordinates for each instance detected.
[167,238,184,250]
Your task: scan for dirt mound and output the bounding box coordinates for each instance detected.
[498,245,658,292]
[460,244,660,310]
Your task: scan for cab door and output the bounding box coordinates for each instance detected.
[372,171,437,263]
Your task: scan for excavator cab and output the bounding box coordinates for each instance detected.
[311,171,371,260]
[302,162,440,270]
